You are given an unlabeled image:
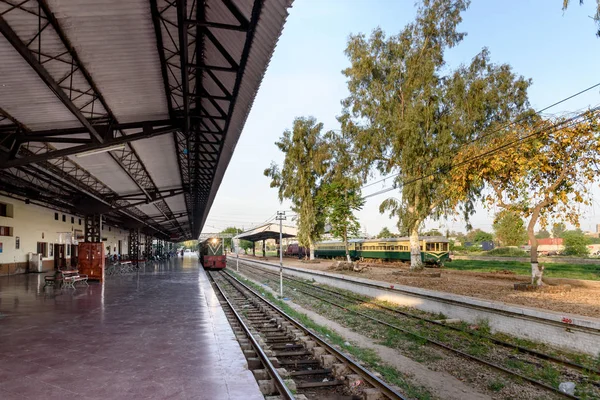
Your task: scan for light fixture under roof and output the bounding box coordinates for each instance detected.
[75,144,126,158]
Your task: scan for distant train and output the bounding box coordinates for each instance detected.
[199,237,226,270]
[288,236,450,265]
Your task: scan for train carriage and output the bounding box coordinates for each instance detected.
[199,237,226,270]
[314,236,450,266]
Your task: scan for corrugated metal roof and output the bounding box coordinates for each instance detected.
[129,134,182,189]
[0,38,81,130]
[46,0,169,122]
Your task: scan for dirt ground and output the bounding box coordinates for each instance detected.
[239,255,600,318]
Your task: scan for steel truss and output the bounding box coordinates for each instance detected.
[129,229,140,265]
[85,215,102,243]
[0,0,188,239]
[0,0,267,240]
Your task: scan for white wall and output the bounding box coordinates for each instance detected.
[0,194,129,266]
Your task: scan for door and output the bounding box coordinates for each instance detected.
[54,244,66,270]
[70,245,78,267]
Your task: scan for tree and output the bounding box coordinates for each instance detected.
[320,130,365,262]
[265,117,329,260]
[466,229,493,244]
[552,222,567,238]
[562,0,600,36]
[421,229,442,236]
[220,227,253,254]
[451,111,600,285]
[536,229,551,239]
[562,230,590,256]
[377,227,393,239]
[340,0,531,270]
[493,210,527,246]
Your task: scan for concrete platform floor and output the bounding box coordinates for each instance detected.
[0,257,264,400]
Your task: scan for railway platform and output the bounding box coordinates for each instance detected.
[0,257,263,400]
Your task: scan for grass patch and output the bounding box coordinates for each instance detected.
[447,259,600,280]
[487,379,505,392]
[227,271,434,400]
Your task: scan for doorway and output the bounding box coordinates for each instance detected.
[54,244,67,270]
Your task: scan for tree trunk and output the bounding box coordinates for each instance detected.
[409,223,423,271]
[309,238,315,260]
[528,206,543,286]
[344,227,351,262]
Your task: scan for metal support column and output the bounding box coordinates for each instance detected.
[84,215,102,243]
[157,239,163,258]
[144,234,152,260]
[129,229,139,266]
[262,239,266,258]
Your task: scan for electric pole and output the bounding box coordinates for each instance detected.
[276,211,286,298]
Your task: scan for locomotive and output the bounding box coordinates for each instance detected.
[199,237,226,270]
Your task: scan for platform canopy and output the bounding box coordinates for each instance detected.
[234,222,296,243]
[0,0,292,241]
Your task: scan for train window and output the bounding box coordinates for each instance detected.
[442,243,448,251]
[426,243,433,251]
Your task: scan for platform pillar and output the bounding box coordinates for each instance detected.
[252,242,255,257]
[84,214,102,243]
[128,229,139,266]
[262,240,266,258]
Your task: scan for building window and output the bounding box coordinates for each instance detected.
[15,236,20,249]
[0,202,13,218]
[67,246,70,256]
[78,219,82,225]
[109,226,111,232]
[55,213,59,220]
[0,226,13,236]
[37,242,48,257]
[71,216,74,224]
[62,215,66,222]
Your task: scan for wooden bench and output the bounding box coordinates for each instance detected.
[60,270,88,289]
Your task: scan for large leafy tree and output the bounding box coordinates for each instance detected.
[536,229,551,239]
[493,210,527,246]
[562,0,600,36]
[320,130,364,262]
[220,227,253,253]
[340,0,531,270]
[451,111,600,285]
[466,229,493,244]
[265,117,329,260]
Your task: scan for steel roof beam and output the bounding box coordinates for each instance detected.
[0,125,177,169]
[0,15,104,143]
[184,20,246,31]
[194,0,264,237]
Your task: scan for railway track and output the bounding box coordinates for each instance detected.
[208,270,407,400]
[231,259,600,400]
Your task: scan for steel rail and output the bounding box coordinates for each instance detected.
[230,256,600,336]
[231,260,581,400]
[207,271,295,400]
[220,270,408,400]
[237,260,600,376]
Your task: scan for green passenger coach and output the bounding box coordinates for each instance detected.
[314,236,450,265]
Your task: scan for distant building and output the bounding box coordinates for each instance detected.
[529,238,563,253]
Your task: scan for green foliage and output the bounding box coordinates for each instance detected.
[562,230,590,256]
[220,227,253,253]
[377,227,393,239]
[466,229,493,244]
[421,229,442,236]
[562,0,600,36]
[493,210,527,246]
[340,0,531,269]
[447,259,600,280]
[536,229,551,239]
[265,117,329,257]
[320,129,365,259]
[487,247,528,257]
[179,240,198,250]
[552,222,567,239]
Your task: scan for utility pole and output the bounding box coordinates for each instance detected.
[235,238,239,272]
[276,211,286,298]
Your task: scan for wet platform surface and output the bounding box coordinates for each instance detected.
[0,257,263,400]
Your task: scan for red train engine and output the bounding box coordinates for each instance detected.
[199,237,226,270]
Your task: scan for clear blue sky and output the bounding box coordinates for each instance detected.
[202,0,600,236]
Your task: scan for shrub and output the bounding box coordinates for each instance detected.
[486,247,528,257]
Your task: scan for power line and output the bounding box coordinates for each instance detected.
[362,107,599,200]
[359,81,600,192]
